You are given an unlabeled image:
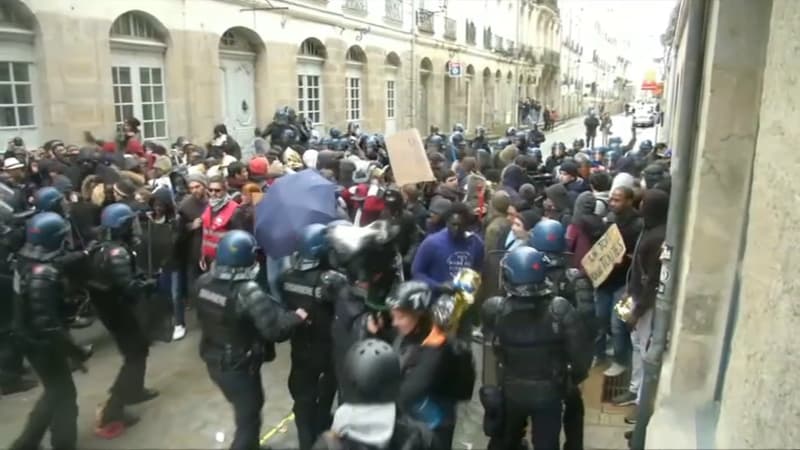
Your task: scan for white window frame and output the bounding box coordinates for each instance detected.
[297,58,324,126]
[385,79,396,119]
[345,64,363,123]
[0,37,38,145]
[111,49,168,140]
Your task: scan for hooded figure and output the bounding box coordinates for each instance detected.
[629,189,669,320]
[499,165,526,203]
[566,191,605,271]
[543,184,572,227]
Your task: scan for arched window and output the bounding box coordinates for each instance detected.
[345,45,366,123]
[297,38,326,126]
[0,1,38,145]
[109,11,169,140]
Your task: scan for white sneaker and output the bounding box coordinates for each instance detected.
[172,325,186,341]
[603,362,628,377]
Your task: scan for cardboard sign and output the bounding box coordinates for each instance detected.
[581,224,627,287]
[385,129,436,187]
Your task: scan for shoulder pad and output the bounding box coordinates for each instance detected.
[237,280,263,299]
[550,296,573,318]
[321,270,348,287]
[481,295,506,320]
[30,263,59,281]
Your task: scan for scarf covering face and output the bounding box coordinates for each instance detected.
[209,194,231,212]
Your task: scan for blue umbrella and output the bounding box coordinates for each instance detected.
[254,169,338,258]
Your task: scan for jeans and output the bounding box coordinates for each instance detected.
[630,308,654,402]
[170,271,185,326]
[207,364,264,450]
[594,285,630,365]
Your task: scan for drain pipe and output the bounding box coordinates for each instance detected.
[630,0,708,448]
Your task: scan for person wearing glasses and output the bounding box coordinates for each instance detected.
[200,176,240,272]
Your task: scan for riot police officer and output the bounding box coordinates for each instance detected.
[530,219,595,450]
[279,224,337,450]
[88,203,159,438]
[482,247,592,450]
[0,195,37,395]
[9,212,90,450]
[195,230,307,450]
[472,126,490,152]
[315,339,434,450]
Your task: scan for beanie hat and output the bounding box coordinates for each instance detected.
[248,156,269,177]
[153,155,172,173]
[559,160,579,178]
[186,172,208,187]
[113,179,136,199]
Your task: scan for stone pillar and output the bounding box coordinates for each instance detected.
[715,0,800,446]
[173,29,219,142]
[647,0,772,446]
[364,45,385,132]
[429,56,447,130]
[323,38,347,131]
[258,42,297,130]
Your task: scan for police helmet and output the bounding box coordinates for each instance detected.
[35,187,65,214]
[299,223,328,260]
[26,212,69,252]
[216,230,258,268]
[332,138,348,152]
[101,203,136,232]
[329,128,342,139]
[496,137,511,149]
[451,131,465,146]
[452,123,465,133]
[428,134,444,147]
[475,126,486,136]
[342,339,402,404]
[640,139,654,152]
[386,281,432,312]
[500,246,548,293]
[529,219,566,253]
[505,127,517,137]
[609,136,623,146]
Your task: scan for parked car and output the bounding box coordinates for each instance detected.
[633,110,655,127]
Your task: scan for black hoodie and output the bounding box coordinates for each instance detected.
[630,189,669,317]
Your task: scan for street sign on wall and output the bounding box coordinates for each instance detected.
[447,61,462,78]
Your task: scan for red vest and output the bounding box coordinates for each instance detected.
[201,201,239,259]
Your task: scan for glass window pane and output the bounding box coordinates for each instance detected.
[141,87,151,102]
[0,63,9,82]
[115,105,124,123]
[0,107,15,126]
[154,104,165,120]
[112,68,119,84]
[12,63,29,82]
[15,85,31,104]
[155,121,166,138]
[119,67,131,84]
[0,85,12,104]
[152,86,163,102]
[142,104,153,120]
[122,105,134,120]
[17,106,33,126]
[143,122,155,138]
[121,86,132,103]
[151,68,162,84]
[140,68,150,84]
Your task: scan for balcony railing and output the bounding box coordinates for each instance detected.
[343,0,368,14]
[534,47,560,67]
[416,9,434,34]
[384,0,403,23]
[444,17,457,40]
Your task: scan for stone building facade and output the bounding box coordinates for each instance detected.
[0,0,561,148]
[646,0,800,448]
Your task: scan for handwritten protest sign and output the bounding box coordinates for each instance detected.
[581,224,626,287]
[385,129,436,187]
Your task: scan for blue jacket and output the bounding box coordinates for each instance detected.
[411,228,484,288]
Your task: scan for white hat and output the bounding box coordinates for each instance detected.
[3,157,24,170]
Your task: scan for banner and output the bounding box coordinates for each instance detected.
[385,129,436,187]
[581,224,626,287]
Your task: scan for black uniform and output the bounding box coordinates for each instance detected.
[0,219,28,392]
[544,257,596,450]
[280,266,337,450]
[87,241,153,424]
[483,294,592,450]
[10,245,86,450]
[195,267,303,450]
[327,270,371,398]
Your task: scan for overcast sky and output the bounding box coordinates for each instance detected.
[561,0,677,80]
